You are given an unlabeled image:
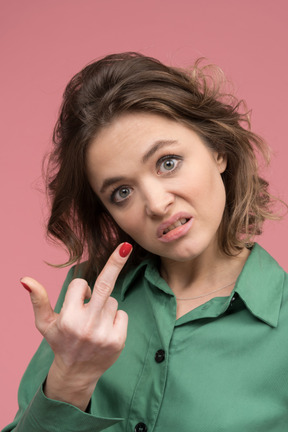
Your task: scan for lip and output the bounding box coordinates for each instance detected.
[157,212,193,243]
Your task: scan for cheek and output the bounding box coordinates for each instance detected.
[179,165,221,203]
[209,174,226,218]
[107,207,140,237]
[192,168,226,218]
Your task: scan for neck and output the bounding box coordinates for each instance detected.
[160,245,250,299]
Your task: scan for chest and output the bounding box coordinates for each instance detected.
[91,298,288,431]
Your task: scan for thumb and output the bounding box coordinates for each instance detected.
[20,277,56,335]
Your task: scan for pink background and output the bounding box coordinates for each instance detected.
[1,0,287,427]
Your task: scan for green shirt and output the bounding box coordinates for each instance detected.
[3,243,288,432]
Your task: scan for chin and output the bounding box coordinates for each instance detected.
[157,247,203,263]
[162,238,219,262]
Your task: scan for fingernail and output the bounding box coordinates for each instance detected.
[20,281,32,293]
[119,242,132,258]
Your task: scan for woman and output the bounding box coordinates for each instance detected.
[3,52,288,431]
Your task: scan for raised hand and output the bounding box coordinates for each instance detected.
[20,242,132,411]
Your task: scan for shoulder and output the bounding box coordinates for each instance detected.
[247,243,286,274]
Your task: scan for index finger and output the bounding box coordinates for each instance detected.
[90,242,132,310]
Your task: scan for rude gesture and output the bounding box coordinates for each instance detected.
[20,242,132,411]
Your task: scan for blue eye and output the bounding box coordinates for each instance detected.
[111,186,131,203]
[157,156,181,174]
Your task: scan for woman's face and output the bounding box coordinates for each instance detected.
[86,113,227,263]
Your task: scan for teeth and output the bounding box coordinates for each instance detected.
[163,218,188,234]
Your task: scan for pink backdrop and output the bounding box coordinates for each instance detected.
[1,0,287,427]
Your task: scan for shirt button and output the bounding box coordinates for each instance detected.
[135,422,148,432]
[155,349,165,363]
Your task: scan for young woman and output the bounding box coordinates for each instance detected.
[3,53,288,432]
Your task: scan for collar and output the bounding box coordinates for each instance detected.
[119,243,286,328]
[233,243,285,327]
[119,258,152,301]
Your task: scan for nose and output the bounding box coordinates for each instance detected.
[142,180,174,217]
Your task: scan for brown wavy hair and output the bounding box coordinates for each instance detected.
[46,52,279,280]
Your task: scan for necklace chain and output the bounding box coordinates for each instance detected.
[175,281,236,301]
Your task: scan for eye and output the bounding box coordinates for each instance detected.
[157,155,182,174]
[111,186,132,204]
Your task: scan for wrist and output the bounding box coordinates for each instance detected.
[44,360,99,411]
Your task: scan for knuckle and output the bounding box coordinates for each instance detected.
[106,296,118,309]
[58,315,74,334]
[31,293,47,308]
[111,333,126,351]
[68,277,88,292]
[117,309,128,319]
[90,327,110,348]
[93,328,124,352]
[109,259,124,275]
[35,319,45,334]
[79,328,94,343]
[95,278,111,297]
[102,257,123,278]
[95,333,107,348]
[58,316,94,343]
[69,277,87,287]
[109,254,123,266]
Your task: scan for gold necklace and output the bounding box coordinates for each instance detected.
[175,281,236,301]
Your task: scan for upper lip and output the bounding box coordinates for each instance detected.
[157,212,192,237]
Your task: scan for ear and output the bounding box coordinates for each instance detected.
[214,152,227,174]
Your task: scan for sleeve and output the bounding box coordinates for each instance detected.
[1,266,123,432]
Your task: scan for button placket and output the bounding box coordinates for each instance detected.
[128,280,173,432]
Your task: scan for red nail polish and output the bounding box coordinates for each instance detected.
[119,242,132,258]
[21,281,32,293]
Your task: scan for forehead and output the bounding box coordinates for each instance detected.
[93,113,178,147]
[87,112,204,161]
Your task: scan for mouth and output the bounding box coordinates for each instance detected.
[157,213,193,242]
[163,218,189,234]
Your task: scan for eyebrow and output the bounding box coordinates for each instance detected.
[100,176,126,194]
[100,139,178,194]
[142,139,178,163]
